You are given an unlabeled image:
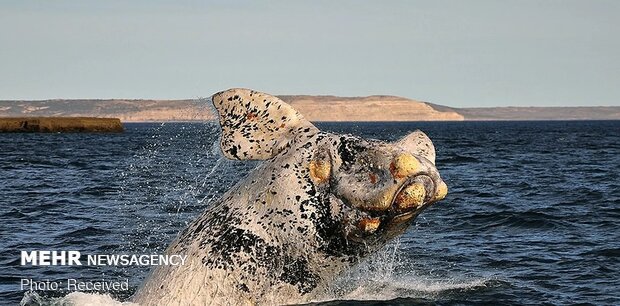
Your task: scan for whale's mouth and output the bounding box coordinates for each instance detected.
[390,174,436,214]
[349,173,441,239]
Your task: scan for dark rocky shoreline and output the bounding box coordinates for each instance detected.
[0,117,124,133]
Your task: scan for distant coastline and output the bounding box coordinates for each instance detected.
[1,96,618,122]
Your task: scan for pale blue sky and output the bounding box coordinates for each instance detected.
[1,0,618,107]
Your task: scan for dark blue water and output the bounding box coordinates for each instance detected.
[1,121,619,305]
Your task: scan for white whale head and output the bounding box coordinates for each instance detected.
[212,88,447,256]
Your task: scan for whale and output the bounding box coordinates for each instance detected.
[132,88,448,305]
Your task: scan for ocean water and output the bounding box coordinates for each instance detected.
[1,121,619,305]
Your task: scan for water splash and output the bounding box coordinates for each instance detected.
[319,240,492,303]
[20,291,137,306]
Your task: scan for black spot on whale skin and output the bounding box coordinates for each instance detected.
[279,257,319,294]
[338,136,366,171]
[202,226,280,271]
[237,283,250,293]
[174,204,234,253]
[199,224,321,294]
[315,211,367,262]
[227,145,240,159]
[294,172,366,261]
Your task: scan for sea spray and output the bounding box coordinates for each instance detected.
[21,291,138,306]
[318,239,493,302]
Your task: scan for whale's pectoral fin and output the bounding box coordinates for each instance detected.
[212,88,318,160]
[394,130,436,164]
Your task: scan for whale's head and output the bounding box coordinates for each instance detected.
[319,132,447,245]
[212,88,447,258]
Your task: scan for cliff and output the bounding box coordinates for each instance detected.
[279,95,464,121]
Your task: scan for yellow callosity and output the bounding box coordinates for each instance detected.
[434,181,448,202]
[389,153,421,179]
[363,185,399,211]
[308,160,331,184]
[358,218,381,233]
[394,183,426,211]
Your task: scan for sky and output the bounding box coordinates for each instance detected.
[1,0,618,107]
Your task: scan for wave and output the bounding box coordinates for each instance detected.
[1,208,29,219]
[63,226,112,237]
[581,247,620,258]
[469,210,570,231]
[437,155,480,164]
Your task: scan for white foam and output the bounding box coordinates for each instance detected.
[20,291,137,306]
[339,277,490,301]
[64,292,138,306]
